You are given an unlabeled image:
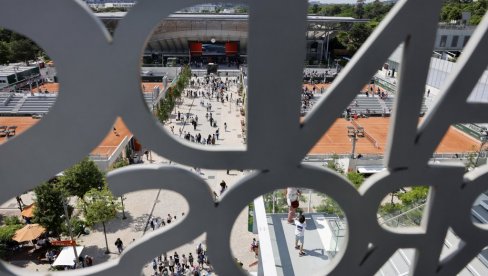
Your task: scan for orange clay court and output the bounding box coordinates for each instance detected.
[309,117,480,155]
[0,117,479,156]
[0,117,131,158]
[32,83,164,94]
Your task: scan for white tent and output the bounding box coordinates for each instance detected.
[52,246,84,267]
[357,166,385,174]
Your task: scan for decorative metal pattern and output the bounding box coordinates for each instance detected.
[0,0,487,275]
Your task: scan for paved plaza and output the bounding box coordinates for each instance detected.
[0,75,258,275]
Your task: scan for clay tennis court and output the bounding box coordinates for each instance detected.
[32,83,59,93]
[0,115,479,157]
[32,82,164,94]
[0,117,131,158]
[309,117,480,155]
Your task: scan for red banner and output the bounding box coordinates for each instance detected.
[225,42,238,55]
[189,42,202,55]
[51,240,77,246]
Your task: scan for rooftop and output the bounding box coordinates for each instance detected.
[0,66,38,77]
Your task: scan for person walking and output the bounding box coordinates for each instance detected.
[168,256,175,273]
[295,214,306,256]
[115,238,124,254]
[188,253,194,267]
[220,180,228,195]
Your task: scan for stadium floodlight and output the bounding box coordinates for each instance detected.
[347,126,365,159]
[347,126,356,138]
[357,127,365,137]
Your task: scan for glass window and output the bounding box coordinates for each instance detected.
[451,35,459,48]
[440,35,447,47]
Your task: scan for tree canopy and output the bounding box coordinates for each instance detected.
[157,65,191,123]
[0,216,22,243]
[83,188,120,227]
[33,182,66,236]
[59,157,105,199]
[337,23,373,54]
[440,0,487,25]
[0,29,42,65]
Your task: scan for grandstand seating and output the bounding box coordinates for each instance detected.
[0,93,23,113]
[17,95,57,114]
[0,93,155,115]
[143,94,154,106]
[383,97,428,115]
[349,95,384,115]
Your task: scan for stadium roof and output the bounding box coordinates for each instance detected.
[97,13,368,54]
[96,12,369,23]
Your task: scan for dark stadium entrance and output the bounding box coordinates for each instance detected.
[189,41,241,69]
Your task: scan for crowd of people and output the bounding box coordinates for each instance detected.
[149,243,212,276]
[303,69,336,84]
[169,75,241,147]
[143,74,256,275]
[301,85,323,115]
[361,85,389,100]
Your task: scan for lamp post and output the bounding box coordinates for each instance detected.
[62,198,79,267]
[120,195,127,220]
[347,126,365,159]
[325,31,331,68]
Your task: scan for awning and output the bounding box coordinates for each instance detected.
[357,166,385,174]
[52,246,84,267]
[21,203,35,218]
[12,224,45,242]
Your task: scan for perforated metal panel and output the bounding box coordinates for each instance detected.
[1,0,488,275]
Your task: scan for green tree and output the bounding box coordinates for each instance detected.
[347,172,365,189]
[110,158,129,170]
[33,182,66,236]
[60,157,105,200]
[338,23,372,54]
[315,196,345,218]
[355,0,365,19]
[157,65,191,123]
[398,186,429,205]
[9,39,39,65]
[378,202,402,217]
[83,188,121,254]
[235,6,248,14]
[0,224,22,243]
[310,4,320,14]
[0,42,11,65]
[0,216,22,241]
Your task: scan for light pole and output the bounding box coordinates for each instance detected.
[325,31,331,68]
[347,126,365,159]
[62,198,79,267]
[120,196,127,220]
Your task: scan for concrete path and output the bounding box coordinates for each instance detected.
[0,75,258,275]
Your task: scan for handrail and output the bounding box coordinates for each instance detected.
[379,203,426,226]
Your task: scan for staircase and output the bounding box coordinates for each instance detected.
[12,94,27,113]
